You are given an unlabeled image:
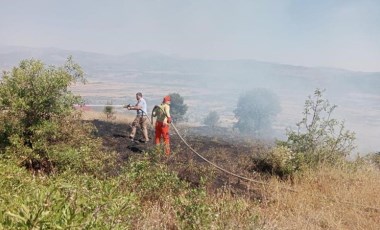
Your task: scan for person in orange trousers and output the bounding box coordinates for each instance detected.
[151,95,172,155]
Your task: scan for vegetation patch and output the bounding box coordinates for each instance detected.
[0,59,378,229]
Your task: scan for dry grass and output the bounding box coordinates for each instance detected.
[164,139,379,229]
[255,165,380,229]
[74,114,379,229]
[80,110,135,124]
[134,202,179,230]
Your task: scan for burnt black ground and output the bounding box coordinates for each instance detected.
[91,119,269,199]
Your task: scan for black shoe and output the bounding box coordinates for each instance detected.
[139,139,149,144]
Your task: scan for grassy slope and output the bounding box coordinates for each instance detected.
[0,112,379,229]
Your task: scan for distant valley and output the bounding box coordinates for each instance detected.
[1,46,379,153]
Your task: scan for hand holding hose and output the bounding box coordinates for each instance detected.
[123,104,133,110]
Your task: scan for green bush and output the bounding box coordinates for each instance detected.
[253,89,357,177]
[278,89,356,167]
[253,146,305,178]
[126,152,187,202]
[175,188,214,229]
[0,58,114,174]
[0,160,139,229]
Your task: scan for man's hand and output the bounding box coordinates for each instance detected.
[123,104,131,109]
[167,117,172,123]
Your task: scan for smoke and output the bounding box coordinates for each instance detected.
[1,1,380,153]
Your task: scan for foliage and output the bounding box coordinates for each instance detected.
[0,160,139,229]
[0,154,214,229]
[103,101,116,120]
[175,188,214,229]
[0,59,377,229]
[0,58,83,148]
[234,88,281,136]
[2,150,378,229]
[126,153,186,202]
[278,89,356,166]
[168,93,188,122]
[253,146,305,178]
[0,58,114,174]
[203,111,220,127]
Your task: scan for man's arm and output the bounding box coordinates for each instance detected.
[164,105,171,118]
[165,105,172,123]
[128,101,142,110]
[151,106,158,125]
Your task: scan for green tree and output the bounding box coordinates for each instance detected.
[203,111,220,128]
[234,88,281,136]
[169,93,188,122]
[0,57,87,167]
[278,89,356,165]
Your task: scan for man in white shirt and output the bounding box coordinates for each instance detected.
[126,92,149,143]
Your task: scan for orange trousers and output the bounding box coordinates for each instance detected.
[155,121,170,155]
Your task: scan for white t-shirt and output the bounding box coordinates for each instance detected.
[136,98,147,116]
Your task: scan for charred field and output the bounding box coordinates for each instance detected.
[91,118,269,199]
[87,117,380,229]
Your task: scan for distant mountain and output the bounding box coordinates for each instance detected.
[1,46,379,95]
[1,46,379,153]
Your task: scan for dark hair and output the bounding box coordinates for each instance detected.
[136,92,142,97]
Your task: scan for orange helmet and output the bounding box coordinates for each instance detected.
[163,95,171,103]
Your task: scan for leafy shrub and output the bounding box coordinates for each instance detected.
[278,89,356,167]
[0,160,139,229]
[0,58,114,174]
[253,146,305,178]
[0,154,213,229]
[126,152,186,202]
[175,188,214,229]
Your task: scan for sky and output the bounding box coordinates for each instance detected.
[1,0,380,72]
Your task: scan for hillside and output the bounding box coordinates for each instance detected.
[2,112,379,228]
[83,113,380,229]
[0,56,379,229]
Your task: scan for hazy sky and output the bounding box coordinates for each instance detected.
[1,0,379,71]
